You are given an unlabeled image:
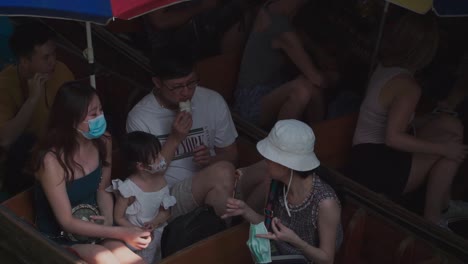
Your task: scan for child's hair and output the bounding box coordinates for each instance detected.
[120,131,162,178]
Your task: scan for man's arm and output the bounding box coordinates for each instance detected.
[0,73,47,148]
[160,112,192,166]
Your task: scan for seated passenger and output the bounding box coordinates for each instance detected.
[126,50,238,219]
[233,0,328,129]
[222,119,342,263]
[109,131,175,263]
[0,23,74,195]
[34,82,150,264]
[349,13,467,226]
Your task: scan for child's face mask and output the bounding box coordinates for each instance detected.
[145,157,167,174]
[247,222,272,264]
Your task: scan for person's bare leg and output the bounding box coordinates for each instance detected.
[238,160,271,213]
[421,115,464,223]
[424,158,460,222]
[260,75,318,128]
[405,114,464,223]
[303,87,326,124]
[71,244,120,264]
[191,161,236,216]
[101,239,146,264]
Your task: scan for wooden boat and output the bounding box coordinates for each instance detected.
[2,17,468,264]
[3,111,468,264]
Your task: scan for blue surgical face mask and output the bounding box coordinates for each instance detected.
[78,114,107,139]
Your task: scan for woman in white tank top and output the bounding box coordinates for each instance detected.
[349,12,467,227]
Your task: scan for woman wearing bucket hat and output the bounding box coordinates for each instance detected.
[222,120,342,264]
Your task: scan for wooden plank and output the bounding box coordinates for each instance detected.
[160,222,253,264]
[0,206,83,264]
[2,188,35,225]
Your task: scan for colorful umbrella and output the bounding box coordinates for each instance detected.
[0,0,188,87]
[387,0,468,17]
[0,0,188,24]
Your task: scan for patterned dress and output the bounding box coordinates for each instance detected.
[272,175,343,260]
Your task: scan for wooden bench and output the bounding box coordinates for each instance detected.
[160,222,253,264]
[195,52,242,104]
[2,188,35,225]
[312,112,358,169]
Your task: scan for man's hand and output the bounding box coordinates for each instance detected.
[193,144,211,166]
[171,111,192,142]
[27,73,49,100]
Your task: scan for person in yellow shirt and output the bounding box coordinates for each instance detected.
[0,23,74,195]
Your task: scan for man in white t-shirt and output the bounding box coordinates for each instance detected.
[127,52,238,219]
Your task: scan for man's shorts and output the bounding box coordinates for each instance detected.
[169,177,199,221]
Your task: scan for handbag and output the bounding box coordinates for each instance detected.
[62,204,103,244]
[161,206,226,258]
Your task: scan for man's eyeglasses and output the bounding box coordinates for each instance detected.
[164,79,199,92]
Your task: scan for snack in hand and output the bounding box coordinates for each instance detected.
[179,100,191,113]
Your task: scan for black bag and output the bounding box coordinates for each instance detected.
[161,206,226,258]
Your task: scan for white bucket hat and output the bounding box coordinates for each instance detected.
[256,119,320,171]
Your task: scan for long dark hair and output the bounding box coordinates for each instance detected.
[120,131,162,179]
[34,81,109,182]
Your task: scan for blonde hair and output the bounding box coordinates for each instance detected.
[380,12,439,71]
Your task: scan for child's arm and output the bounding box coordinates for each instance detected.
[144,206,171,230]
[114,192,138,228]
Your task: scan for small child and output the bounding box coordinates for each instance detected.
[107,131,176,263]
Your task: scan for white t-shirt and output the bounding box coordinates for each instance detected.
[126,87,238,187]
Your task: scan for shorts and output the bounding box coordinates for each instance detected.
[233,84,277,124]
[169,177,199,221]
[233,76,292,124]
[348,143,412,199]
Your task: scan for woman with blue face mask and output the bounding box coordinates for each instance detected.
[107,131,176,264]
[33,81,151,264]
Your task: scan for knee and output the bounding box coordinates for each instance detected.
[434,115,464,142]
[93,251,118,264]
[210,161,236,188]
[290,77,322,105]
[84,246,119,264]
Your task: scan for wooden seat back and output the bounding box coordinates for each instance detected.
[160,222,253,264]
[312,113,358,169]
[1,188,35,226]
[336,206,367,264]
[195,52,242,104]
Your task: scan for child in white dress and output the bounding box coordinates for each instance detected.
[107,131,176,263]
